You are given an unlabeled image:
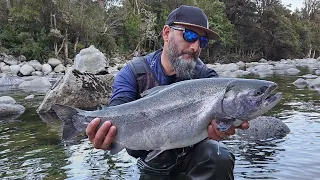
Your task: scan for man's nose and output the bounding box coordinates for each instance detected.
[190,39,200,52]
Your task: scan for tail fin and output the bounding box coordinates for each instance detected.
[51,104,86,141]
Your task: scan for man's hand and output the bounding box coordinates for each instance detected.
[208,120,249,140]
[86,118,117,150]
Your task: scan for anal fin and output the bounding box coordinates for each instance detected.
[145,149,165,162]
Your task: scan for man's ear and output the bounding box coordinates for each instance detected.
[162,25,171,43]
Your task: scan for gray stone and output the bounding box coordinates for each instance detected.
[31,71,43,76]
[20,64,35,76]
[28,60,42,71]
[54,64,66,73]
[0,104,25,120]
[293,78,308,88]
[3,55,18,65]
[10,65,20,75]
[302,74,318,79]
[18,55,27,62]
[286,68,300,75]
[18,77,52,92]
[48,58,62,67]
[308,77,320,90]
[73,45,109,74]
[1,65,10,74]
[259,58,268,63]
[0,74,24,86]
[236,116,290,140]
[37,69,114,113]
[0,96,16,104]
[42,64,52,75]
[315,70,320,75]
[0,62,6,68]
[25,94,35,100]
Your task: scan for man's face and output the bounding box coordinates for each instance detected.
[167,25,205,79]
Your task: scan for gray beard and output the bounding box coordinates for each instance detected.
[167,40,198,79]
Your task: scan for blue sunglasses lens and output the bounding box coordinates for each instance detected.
[183,29,208,48]
[200,37,209,48]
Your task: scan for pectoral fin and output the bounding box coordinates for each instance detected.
[145,149,165,162]
[109,142,125,155]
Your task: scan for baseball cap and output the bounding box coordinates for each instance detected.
[165,5,220,40]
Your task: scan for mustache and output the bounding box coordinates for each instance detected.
[178,51,199,59]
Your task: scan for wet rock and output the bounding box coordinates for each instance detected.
[25,94,35,100]
[0,74,24,86]
[308,77,320,90]
[0,104,25,120]
[0,96,16,104]
[37,69,114,113]
[293,78,308,88]
[287,68,300,75]
[236,116,290,140]
[302,74,318,79]
[18,77,52,92]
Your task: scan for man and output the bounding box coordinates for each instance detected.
[86,5,249,180]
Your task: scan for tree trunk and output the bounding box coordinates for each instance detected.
[311,50,315,58]
[74,34,79,56]
[5,0,11,9]
[307,44,312,58]
[64,29,68,60]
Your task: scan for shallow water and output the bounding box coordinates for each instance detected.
[0,72,319,180]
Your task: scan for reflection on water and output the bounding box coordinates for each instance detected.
[0,73,319,179]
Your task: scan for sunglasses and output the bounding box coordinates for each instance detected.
[170,26,209,48]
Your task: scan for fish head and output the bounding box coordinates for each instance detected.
[221,79,282,120]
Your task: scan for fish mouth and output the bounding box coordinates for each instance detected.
[250,83,282,118]
[260,83,282,113]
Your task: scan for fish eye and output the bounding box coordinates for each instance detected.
[255,90,263,96]
[255,86,268,96]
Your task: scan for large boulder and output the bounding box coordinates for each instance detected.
[0,74,24,86]
[42,63,53,75]
[18,77,52,92]
[0,96,25,120]
[0,104,25,120]
[37,69,114,113]
[10,65,20,75]
[236,116,290,140]
[28,60,42,71]
[20,64,35,76]
[54,64,66,73]
[0,96,16,104]
[48,58,62,67]
[73,45,109,74]
[3,55,18,65]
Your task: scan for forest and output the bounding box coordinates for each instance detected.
[0,0,319,64]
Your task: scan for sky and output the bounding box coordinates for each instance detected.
[281,0,304,11]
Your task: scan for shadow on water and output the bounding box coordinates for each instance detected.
[0,71,319,179]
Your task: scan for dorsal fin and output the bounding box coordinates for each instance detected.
[140,85,169,98]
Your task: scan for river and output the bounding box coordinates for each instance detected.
[0,70,319,180]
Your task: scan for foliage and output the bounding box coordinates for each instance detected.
[0,0,319,63]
